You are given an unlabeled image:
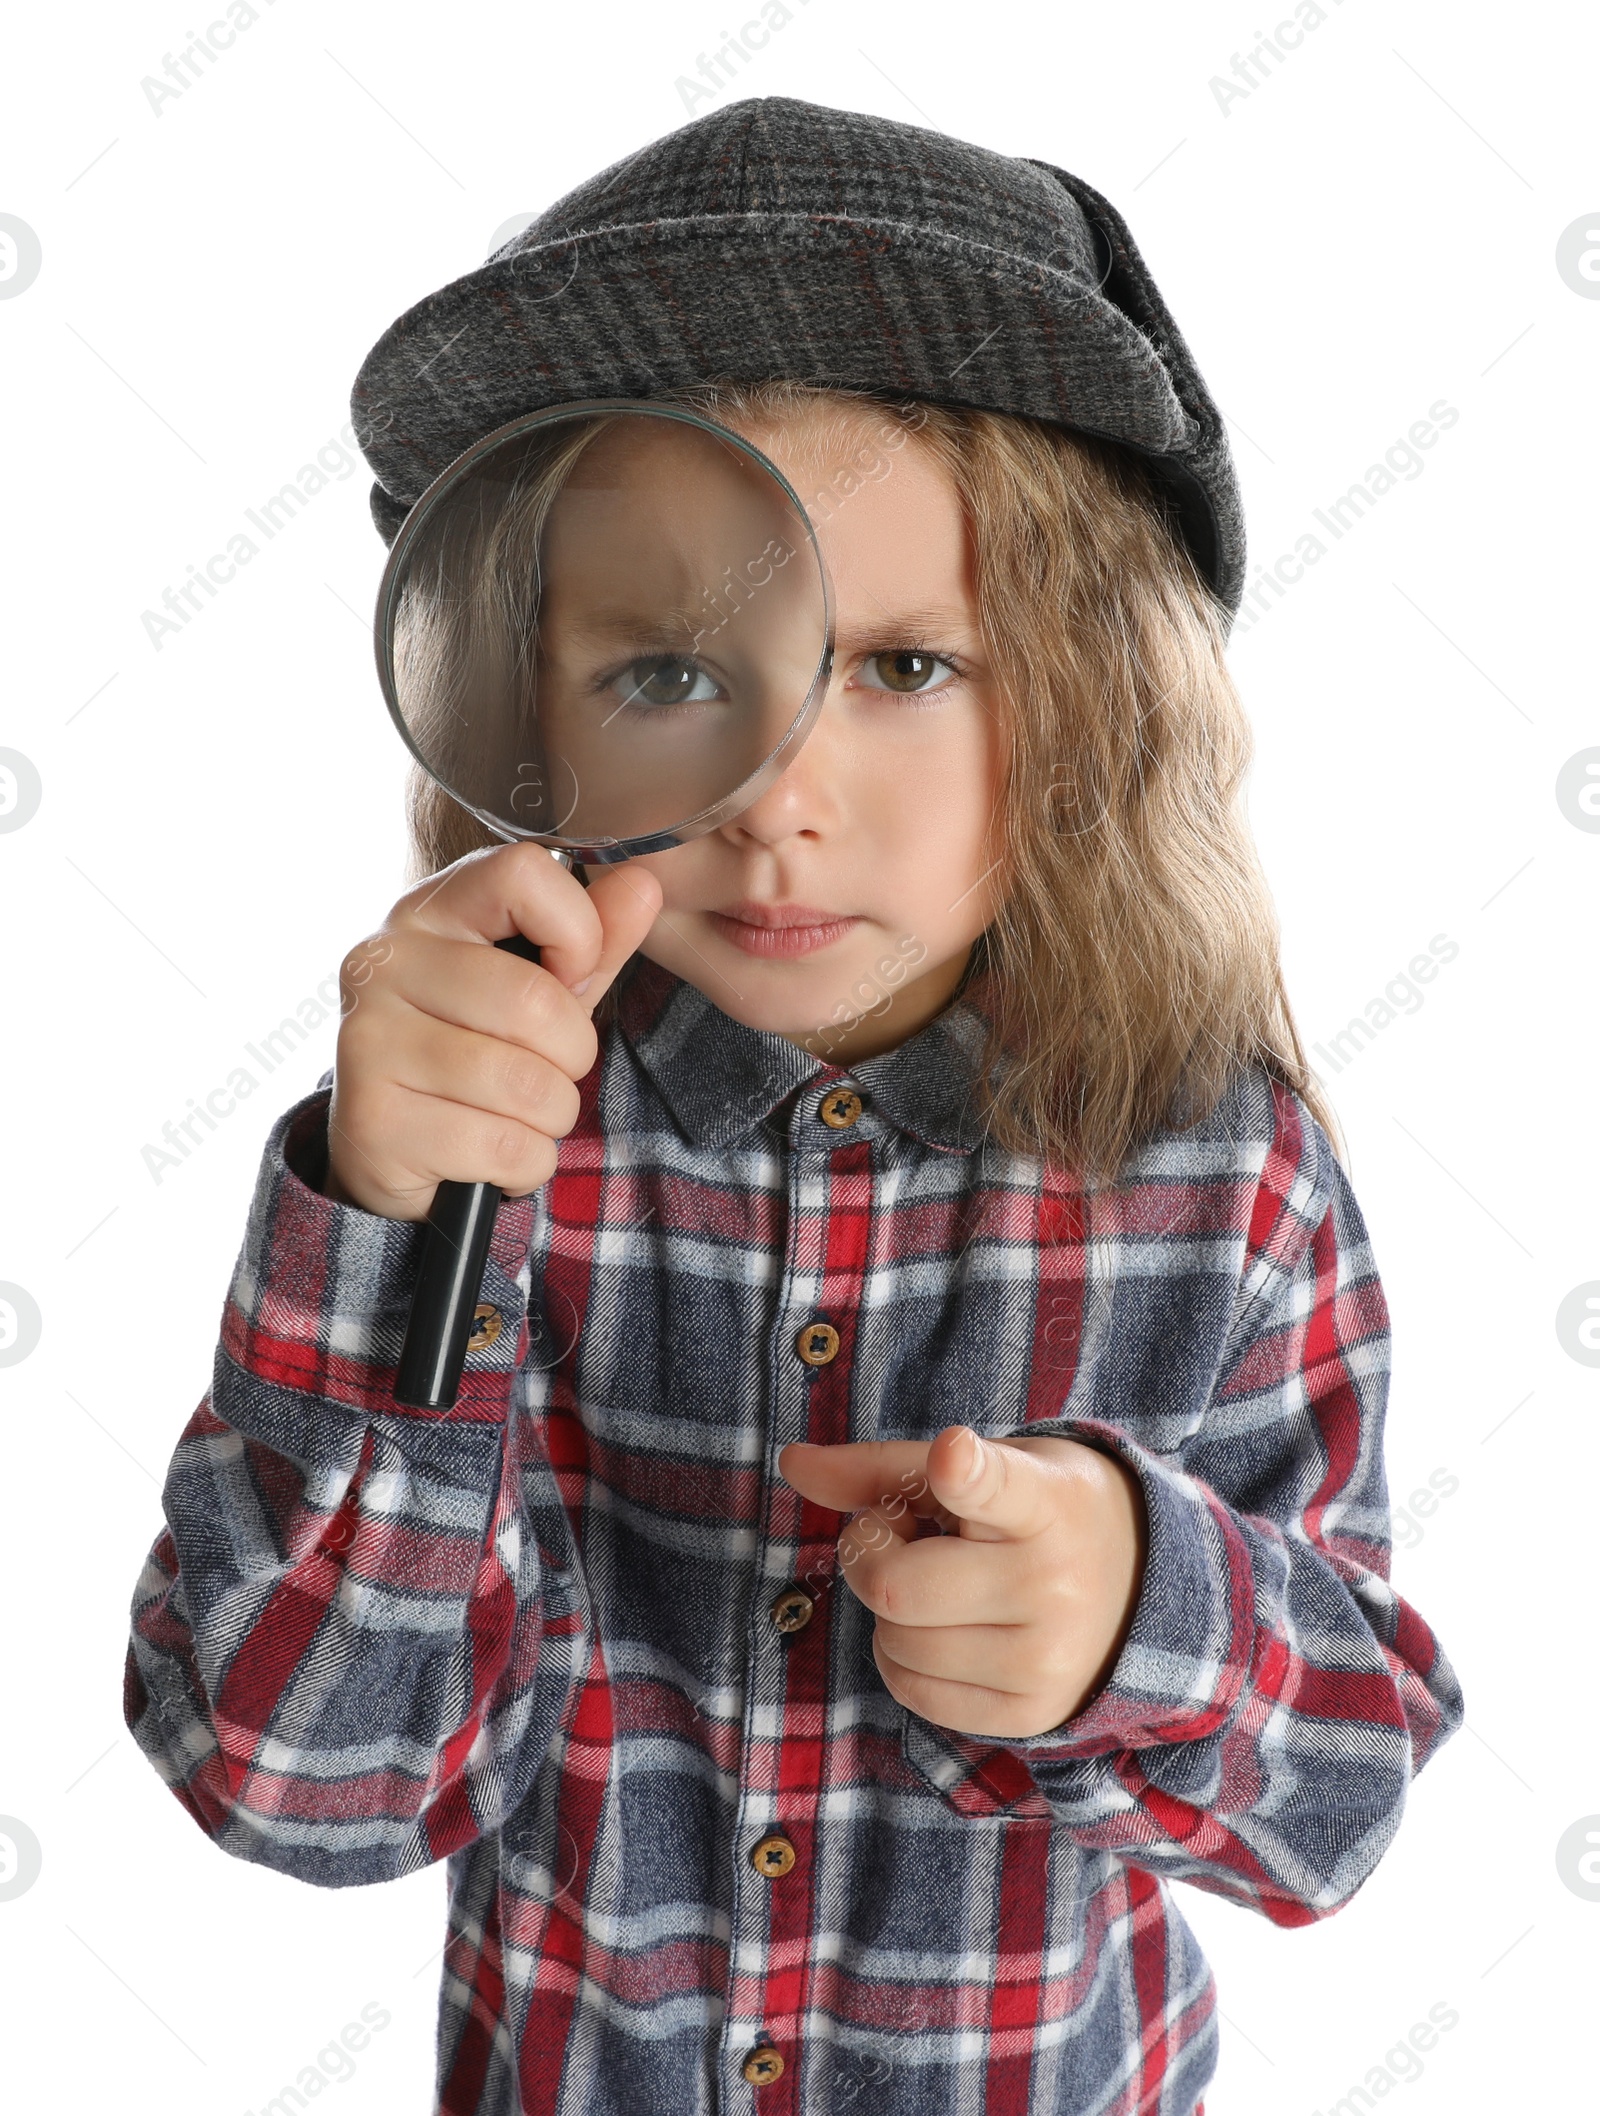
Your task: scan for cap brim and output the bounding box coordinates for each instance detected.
[352,213,1235,611]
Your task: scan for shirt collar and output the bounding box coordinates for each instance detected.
[613,958,992,1153]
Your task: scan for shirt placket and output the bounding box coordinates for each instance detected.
[717,1075,875,2112]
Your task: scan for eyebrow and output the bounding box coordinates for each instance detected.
[553,608,707,646]
[829,605,980,651]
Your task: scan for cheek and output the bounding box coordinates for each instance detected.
[867,705,999,881]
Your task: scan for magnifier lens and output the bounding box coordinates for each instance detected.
[380,403,832,858]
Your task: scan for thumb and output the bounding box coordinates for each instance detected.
[924,1425,1058,1543]
[567,862,663,1010]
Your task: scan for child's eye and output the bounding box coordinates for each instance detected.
[855,649,961,696]
[604,656,726,710]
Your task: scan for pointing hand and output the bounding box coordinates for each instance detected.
[778,1425,1147,1740]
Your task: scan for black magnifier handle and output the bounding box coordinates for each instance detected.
[392,929,542,1410]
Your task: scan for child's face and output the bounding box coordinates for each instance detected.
[625,402,1004,1063]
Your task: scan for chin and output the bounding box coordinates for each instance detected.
[649,936,855,1018]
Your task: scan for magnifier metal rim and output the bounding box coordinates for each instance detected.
[373,396,836,864]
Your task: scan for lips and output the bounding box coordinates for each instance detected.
[707,902,862,959]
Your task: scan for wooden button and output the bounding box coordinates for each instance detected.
[467,1303,503,1350]
[819,1087,863,1129]
[795,1321,840,1366]
[742,2047,785,2085]
[750,1833,797,1878]
[769,1586,814,1634]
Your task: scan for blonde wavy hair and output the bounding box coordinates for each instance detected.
[404,377,1343,1183]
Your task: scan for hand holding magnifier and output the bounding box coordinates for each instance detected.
[373,401,834,1408]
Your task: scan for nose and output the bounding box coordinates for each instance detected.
[718,686,846,851]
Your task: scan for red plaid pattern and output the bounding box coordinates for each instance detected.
[125,961,1462,2114]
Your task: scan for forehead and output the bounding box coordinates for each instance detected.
[723,401,975,623]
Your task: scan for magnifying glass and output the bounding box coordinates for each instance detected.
[372,399,834,1409]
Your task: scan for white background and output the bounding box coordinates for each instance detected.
[1,1,1594,2109]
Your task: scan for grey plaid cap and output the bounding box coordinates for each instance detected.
[350,95,1245,620]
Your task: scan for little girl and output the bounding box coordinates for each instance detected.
[124,97,1464,2116]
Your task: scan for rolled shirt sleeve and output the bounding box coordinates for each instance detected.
[994,1109,1465,1926]
[123,1076,586,1889]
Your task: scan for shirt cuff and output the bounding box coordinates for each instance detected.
[219,1083,536,1424]
[995,1415,1258,1758]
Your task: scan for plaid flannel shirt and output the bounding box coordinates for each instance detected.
[125,959,1464,2116]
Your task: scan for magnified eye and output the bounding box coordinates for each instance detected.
[611,656,724,709]
[860,649,958,695]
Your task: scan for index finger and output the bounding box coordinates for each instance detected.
[395,839,605,990]
[778,1440,954,1538]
